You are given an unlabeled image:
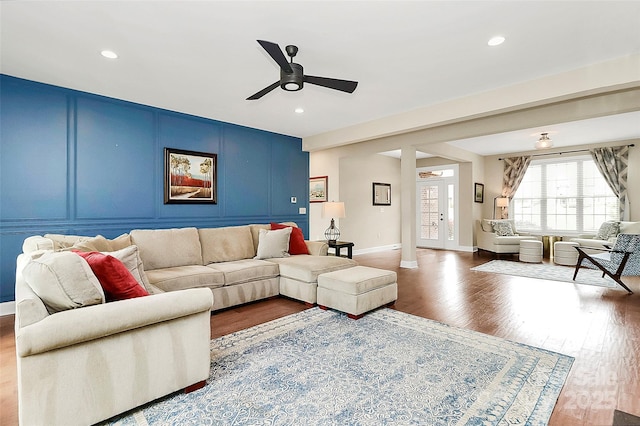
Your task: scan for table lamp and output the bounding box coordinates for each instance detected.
[494,197,509,219]
[322,201,345,243]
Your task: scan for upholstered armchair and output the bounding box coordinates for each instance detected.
[573,233,640,293]
[476,219,533,254]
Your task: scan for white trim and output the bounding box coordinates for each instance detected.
[400,260,418,269]
[1,301,16,316]
[451,245,476,253]
[353,244,401,256]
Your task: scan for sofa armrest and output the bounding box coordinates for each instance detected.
[476,221,496,250]
[16,288,213,357]
[306,240,328,256]
[22,236,54,253]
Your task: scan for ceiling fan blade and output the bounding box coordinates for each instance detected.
[257,40,293,74]
[304,75,358,93]
[246,81,280,100]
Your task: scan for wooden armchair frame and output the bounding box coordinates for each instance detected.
[572,233,640,294]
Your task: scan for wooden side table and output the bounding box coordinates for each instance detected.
[327,240,355,259]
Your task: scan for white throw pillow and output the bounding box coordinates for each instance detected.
[106,245,153,293]
[254,228,292,259]
[22,251,105,313]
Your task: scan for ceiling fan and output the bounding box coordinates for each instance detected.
[247,40,358,100]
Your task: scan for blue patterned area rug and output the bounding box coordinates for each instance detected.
[105,308,573,426]
[472,259,619,289]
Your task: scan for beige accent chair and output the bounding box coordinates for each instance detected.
[15,252,214,426]
[476,219,533,255]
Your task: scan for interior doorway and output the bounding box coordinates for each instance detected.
[416,166,458,249]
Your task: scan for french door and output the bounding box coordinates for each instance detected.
[416,168,457,249]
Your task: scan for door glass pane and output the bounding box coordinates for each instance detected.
[447,184,454,241]
[420,185,439,240]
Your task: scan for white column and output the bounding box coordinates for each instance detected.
[400,147,418,268]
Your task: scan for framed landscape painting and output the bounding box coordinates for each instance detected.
[309,176,328,203]
[164,148,217,204]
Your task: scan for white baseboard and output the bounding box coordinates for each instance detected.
[352,243,401,256]
[1,301,16,316]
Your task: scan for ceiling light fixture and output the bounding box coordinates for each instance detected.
[535,132,553,150]
[488,36,505,46]
[294,107,304,114]
[100,50,118,59]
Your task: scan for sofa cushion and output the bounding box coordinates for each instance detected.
[43,234,93,251]
[494,235,531,245]
[270,223,310,255]
[254,228,292,259]
[144,265,225,292]
[595,221,620,240]
[199,226,255,264]
[130,227,203,270]
[207,259,279,286]
[74,251,149,301]
[21,251,105,313]
[570,237,611,250]
[269,255,357,283]
[69,234,131,253]
[620,221,640,234]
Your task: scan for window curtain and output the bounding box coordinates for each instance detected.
[590,146,630,220]
[502,156,532,218]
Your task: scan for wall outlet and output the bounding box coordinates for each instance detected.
[290,196,297,203]
[299,207,306,214]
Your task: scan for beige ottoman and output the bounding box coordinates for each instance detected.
[519,240,543,263]
[317,266,398,319]
[554,241,579,266]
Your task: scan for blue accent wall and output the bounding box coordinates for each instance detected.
[0,75,309,303]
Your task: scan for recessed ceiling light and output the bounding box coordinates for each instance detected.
[294,107,304,114]
[100,50,118,59]
[488,36,505,47]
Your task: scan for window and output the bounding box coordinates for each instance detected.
[512,155,618,233]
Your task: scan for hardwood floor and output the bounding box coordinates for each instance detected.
[2,249,639,425]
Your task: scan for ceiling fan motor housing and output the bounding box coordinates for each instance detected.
[281,62,304,91]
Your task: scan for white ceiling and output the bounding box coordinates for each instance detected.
[2,1,639,156]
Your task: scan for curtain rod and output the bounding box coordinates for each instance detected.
[498,143,635,161]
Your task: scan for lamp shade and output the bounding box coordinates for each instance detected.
[496,197,509,208]
[322,201,346,219]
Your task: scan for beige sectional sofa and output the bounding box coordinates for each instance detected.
[21,222,357,310]
[16,222,357,425]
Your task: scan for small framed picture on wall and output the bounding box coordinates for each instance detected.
[373,182,391,206]
[310,176,328,203]
[474,183,484,203]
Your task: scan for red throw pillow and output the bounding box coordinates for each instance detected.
[270,223,310,255]
[74,251,149,302]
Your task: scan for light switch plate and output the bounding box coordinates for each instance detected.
[299,207,306,214]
